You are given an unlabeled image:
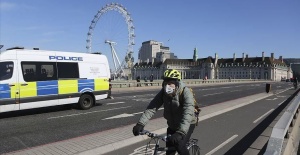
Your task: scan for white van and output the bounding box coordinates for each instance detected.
[0,47,111,113]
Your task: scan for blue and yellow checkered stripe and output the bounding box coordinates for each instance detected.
[0,84,11,98]
[0,78,109,100]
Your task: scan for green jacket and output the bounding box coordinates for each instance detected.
[137,81,196,135]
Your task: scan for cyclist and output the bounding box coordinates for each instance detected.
[132,69,197,155]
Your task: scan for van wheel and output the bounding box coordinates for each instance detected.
[78,94,94,110]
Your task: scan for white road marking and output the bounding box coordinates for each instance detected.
[203,92,224,96]
[102,113,137,120]
[266,98,278,100]
[275,88,290,95]
[132,111,144,115]
[220,86,231,89]
[132,98,153,102]
[129,144,163,155]
[200,88,216,91]
[102,108,164,120]
[47,106,131,119]
[278,99,287,106]
[275,95,286,98]
[205,135,238,155]
[253,109,274,123]
[106,102,125,105]
[230,90,240,92]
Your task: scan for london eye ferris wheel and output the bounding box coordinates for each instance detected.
[86,3,135,78]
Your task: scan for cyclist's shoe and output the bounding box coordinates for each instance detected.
[132,123,144,136]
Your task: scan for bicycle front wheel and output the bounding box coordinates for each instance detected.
[188,145,200,155]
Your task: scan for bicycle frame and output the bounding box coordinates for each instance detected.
[140,130,200,155]
[141,131,174,155]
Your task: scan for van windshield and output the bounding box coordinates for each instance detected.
[0,61,14,81]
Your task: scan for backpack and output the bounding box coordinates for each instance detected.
[179,87,201,126]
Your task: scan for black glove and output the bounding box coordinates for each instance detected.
[169,132,184,145]
[132,123,144,136]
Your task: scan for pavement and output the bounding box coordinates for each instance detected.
[5,81,275,155]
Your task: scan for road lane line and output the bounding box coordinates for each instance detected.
[130,108,164,116]
[220,86,231,89]
[132,112,144,115]
[47,106,131,119]
[106,102,125,105]
[278,99,287,106]
[276,95,286,98]
[266,98,278,100]
[200,88,216,91]
[102,108,165,120]
[205,134,238,155]
[253,109,274,123]
[274,88,291,95]
[203,92,224,96]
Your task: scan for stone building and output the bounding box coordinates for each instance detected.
[132,48,292,81]
[284,58,300,79]
[138,40,177,63]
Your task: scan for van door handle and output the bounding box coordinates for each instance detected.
[9,84,15,87]
[21,84,28,86]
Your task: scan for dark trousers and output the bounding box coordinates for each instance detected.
[166,124,196,155]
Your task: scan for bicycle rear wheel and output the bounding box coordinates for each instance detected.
[188,144,200,155]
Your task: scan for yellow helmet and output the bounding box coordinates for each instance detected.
[163,69,181,80]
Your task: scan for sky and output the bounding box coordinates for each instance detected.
[0,0,299,64]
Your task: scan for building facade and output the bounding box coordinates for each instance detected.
[138,40,177,63]
[284,58,300,79]
[132,48,292,81]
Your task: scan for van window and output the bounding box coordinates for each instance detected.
[0,61,14,81]
[57,62,79,79]
[21,62,57,82]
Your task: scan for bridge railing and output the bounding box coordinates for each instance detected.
[110,79,269,88]
[264,90,300,155]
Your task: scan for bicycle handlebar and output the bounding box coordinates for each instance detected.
[139,130,169,142]
[139,130,200,153]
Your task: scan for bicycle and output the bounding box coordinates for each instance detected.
[140,130,200,155]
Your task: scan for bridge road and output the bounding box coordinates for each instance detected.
[0,82,293,154]
[104,83,295,155]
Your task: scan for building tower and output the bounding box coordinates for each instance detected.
[193,48,198,62]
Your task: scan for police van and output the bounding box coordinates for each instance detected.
[0,47,111,113]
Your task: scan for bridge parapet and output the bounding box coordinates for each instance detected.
[111,79,270,88]
[264,89,300,155]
